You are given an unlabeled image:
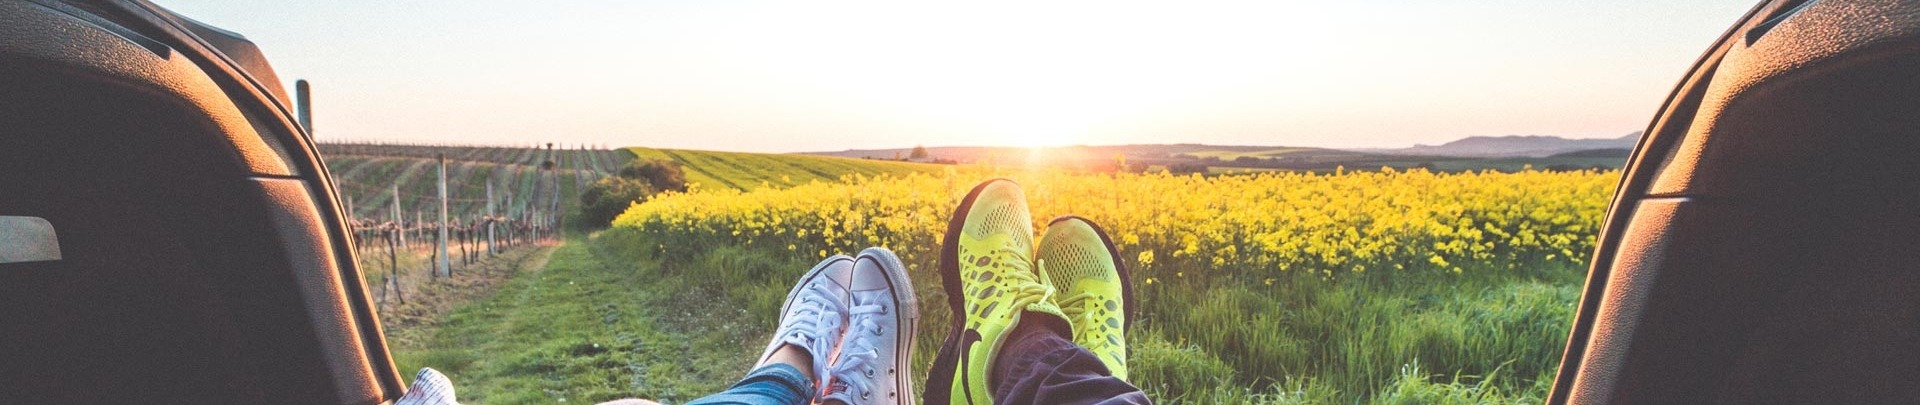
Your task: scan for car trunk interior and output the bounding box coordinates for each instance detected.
[0,1,397,403]
[1556,0,1920,403]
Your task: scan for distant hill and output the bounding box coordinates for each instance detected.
[812,144,1323,162]
[807,144,1404,171]
[1362,132,1642,158]
[628,147,943,191]
[1550,148,1634,158]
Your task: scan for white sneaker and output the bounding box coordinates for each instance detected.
[755,255,856,395]
[823,248,919,405]
[394,368,459,405]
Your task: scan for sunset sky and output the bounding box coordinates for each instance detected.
[158,0,1754,152]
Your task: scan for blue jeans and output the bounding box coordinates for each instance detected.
[685,363,813,405]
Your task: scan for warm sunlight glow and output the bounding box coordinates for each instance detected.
[989,109,1090,148]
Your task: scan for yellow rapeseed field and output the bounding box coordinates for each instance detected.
[612,167,1615,281]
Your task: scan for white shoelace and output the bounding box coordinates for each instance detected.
[827,292,888,404]
[780,281,848,389]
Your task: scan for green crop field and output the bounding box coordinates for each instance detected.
[1180,148,1324,160]
[628,147,945,191]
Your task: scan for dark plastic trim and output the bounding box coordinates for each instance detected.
[61,0,405,399]
[1545,1,1779,402]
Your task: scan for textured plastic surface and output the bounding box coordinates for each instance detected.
[1,0,293,176]
[0,0,394,403]
[1557,0,1920,403]
[257,178,385,404]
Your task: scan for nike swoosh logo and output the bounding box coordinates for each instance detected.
[956,329,983,404]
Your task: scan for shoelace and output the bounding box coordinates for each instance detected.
[991,255,1056,322]
[779,281,847,391]
[1044,256,1117,352]
[1054,289,1106,347]
[828,292,888,403]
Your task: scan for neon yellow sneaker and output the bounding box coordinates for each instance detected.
[923,179,1067,405]
[1036,216,1134,380]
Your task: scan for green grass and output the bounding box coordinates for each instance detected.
[391,233,741,404]
[628,147,945,191]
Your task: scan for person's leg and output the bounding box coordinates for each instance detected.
[981,215,1148,404]
[923,179,1074,404]
[685,362,814,405]
[926,181,1150,404]
[929,180,1152,405]
[988,314,1148,405]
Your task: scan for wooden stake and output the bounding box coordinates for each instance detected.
[437,153,451,278]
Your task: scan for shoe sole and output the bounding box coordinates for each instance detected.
[858,247,919,405]
[1046,215,1136,330]
[756,254,855,368]
[924,178,1013,405]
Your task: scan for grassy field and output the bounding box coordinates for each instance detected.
[627,147,945,191]
[1180,147,1329,160]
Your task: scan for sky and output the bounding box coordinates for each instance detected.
[156,0,1757,153]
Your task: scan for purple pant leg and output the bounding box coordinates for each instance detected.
[989,313,1152,405]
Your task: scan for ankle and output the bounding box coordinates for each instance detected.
[763,343,816,382]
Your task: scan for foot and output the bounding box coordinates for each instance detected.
[822,247,920,405]
[1036,216,1134,380]
[756,255,856,396]
[924,179,1067,404]
[394,367,458,405]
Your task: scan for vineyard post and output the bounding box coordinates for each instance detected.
[486,180,496,255]
[504,188,514,247]
[437,153,451,278]
[548,148,561,237]
[391,184,405,246]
